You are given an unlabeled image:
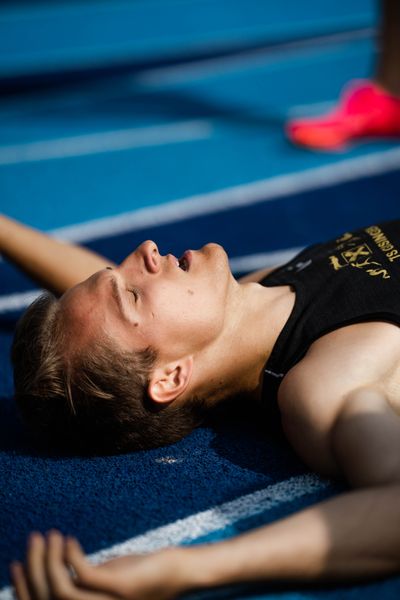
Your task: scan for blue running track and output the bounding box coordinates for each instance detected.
[1,1,400,598]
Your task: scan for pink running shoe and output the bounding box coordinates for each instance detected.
[286,80,400,150]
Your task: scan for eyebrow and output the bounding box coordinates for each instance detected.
[109,275,129,321]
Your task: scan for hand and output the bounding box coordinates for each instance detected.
[10,530,187,600]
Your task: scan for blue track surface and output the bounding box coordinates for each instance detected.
[1,1,400,598]
[0,0,375,78]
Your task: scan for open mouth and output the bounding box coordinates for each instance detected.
[177,251,191,271]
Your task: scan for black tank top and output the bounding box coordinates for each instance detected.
[261,220,400,401]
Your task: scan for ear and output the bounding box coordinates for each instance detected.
[148,356,194,405]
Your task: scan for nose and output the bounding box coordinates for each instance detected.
[139,240,160,273]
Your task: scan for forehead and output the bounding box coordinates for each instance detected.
[58,275,108,348]
[58,272,146,353]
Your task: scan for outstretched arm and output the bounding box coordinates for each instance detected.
[0,215,116,294]
[10,484,400,600]
[182,483,400,589]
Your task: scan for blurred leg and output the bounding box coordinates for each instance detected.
[375,0,400,95]
[286,0,400,150]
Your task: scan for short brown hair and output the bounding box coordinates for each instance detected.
[11,292,207,454]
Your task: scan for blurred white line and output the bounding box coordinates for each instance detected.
[50,146,400,243]
[229,247,303,272]
[0,120,212,165]
[136,29,373,86]
[0,289,42,313]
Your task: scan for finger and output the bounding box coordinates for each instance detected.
[10,562,32,600]
[46,530,75,600]
[26,532,50,600]
[46,531,114,600]
[66,538,122,593]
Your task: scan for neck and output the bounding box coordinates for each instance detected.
[193,279,295,408]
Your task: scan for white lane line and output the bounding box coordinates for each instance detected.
[0,120,212,165]
[0,247,302,314]
[0,289,43,314]
[0,587,13,600]
[136,28,373,86]
[229,248,303,273]
[0,474,329,599]
[49,146,400,244]
[90,473,329,562]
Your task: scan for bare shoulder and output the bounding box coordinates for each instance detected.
[277,321,400,478]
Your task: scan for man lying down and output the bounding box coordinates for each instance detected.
[2,213,400,599]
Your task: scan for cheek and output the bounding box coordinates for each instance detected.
[182,294,223,336]
[154,285,224,341]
